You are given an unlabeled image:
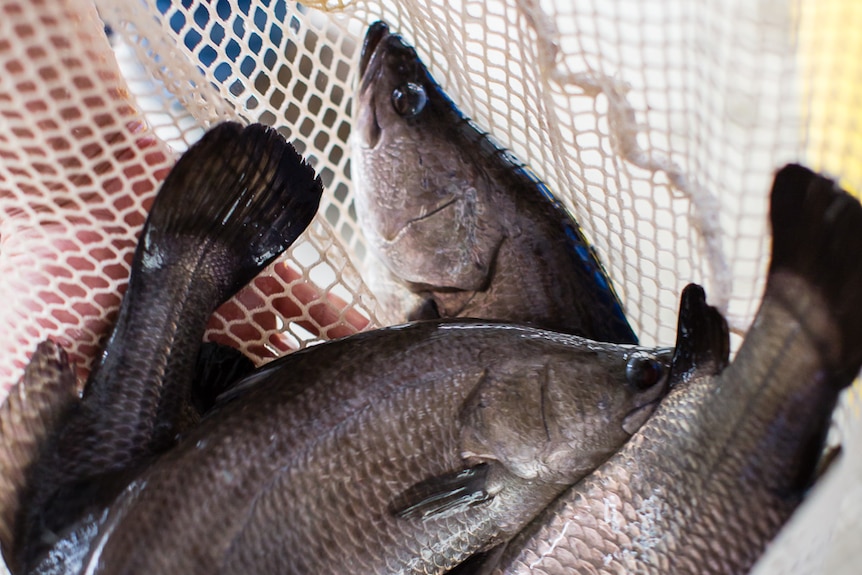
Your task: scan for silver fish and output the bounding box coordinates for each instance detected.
[72,320,671,574]
[481,164,862,575]
[352,21,637,344]
[0,122,323,574]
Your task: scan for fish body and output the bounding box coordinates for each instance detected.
[0,122,323,573]
[352,22,637,343]
[74,320,670,574]
[485,165,862,575]
[748,412,862,575]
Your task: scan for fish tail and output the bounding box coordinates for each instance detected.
[72,122,321,484]
[670,283,730,382]
[0,341,78,571]
[137,121,323,301]
[768,164,862,382]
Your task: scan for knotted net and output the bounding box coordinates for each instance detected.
[0,0,859,572]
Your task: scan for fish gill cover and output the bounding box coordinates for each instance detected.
[0,0,859,574]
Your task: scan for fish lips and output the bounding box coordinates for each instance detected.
[356,22,391,148]
[356,22,426,148]
[359,21,390,79]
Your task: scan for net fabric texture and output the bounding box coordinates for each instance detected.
[0,0,859,573]
[0,0,379,392]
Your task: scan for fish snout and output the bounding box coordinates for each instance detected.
[359,21,390,79]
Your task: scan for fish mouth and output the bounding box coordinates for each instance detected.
[359,21,390,79]
[355,22,423,148]
[622,398,661,435]
[356,22,391,148]
[358,21,419,92]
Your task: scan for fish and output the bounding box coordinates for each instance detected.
[477,164,862,575]
[65,319,673,574]
[747,406,862,575]
[0,341,78,574]
[0,121,323,573]
[352,21,637,344]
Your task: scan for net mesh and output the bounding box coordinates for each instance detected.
[0,0,859,572]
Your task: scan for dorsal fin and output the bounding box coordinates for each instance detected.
[670,283,730,385]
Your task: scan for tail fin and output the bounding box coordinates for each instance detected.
[768,164,862,381]
[670,283,730,384]
[0,341,77,570]
[137,121,323,300]
[54,122,321,506]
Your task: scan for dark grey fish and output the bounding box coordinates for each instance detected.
[0,341,78,574]
[74,320,671,574]
[0,122,323,573]
[481,164,862,575]
[352,21,637,344]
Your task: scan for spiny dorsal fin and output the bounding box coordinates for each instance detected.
[670,283,730,385]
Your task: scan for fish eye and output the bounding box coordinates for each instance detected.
[626,352,666,390]
[391,82,428,117]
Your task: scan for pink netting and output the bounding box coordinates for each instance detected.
[1,1,861,572]
[0,0,378,398]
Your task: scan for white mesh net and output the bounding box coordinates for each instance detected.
[0,0,860,572]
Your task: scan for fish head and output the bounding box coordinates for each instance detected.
[353,21,505,290]
[460,343,674,484]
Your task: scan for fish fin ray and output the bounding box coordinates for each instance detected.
[0,341,78,569]
[670,284,730,383]
[137,121,323,300]
[388,463,492,520]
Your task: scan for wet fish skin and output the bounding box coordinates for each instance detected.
[65,122,322,470]
[353,21,637,343]
[78,320,670,574]
[5,122,323,573]
[484,164,862,575]
[0,342,78,574]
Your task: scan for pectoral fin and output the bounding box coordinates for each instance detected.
[388,463,492,520]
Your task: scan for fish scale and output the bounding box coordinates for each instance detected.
[352,21,636,343]
[0,122,324,574]
[75,320,670,574]
[487,165,862,575]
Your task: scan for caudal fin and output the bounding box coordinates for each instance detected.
[137,121,323,300]
[670,283,730,384]
[768,164,862,381]
[49,123,322,520]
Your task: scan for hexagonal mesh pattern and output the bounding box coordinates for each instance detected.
[0,0,380,391]
[1,0,860,572]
